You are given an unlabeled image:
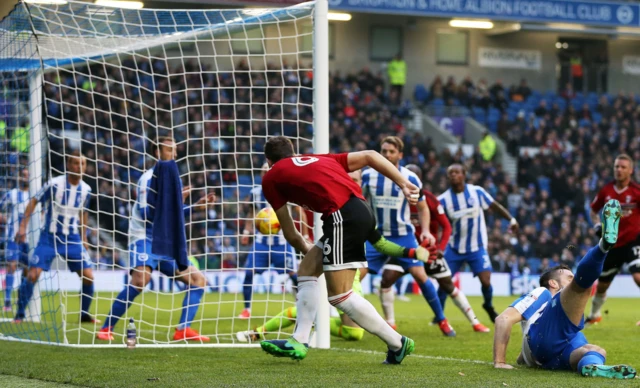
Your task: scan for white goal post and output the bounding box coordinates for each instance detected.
[0,0,330,348]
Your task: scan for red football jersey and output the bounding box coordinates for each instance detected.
[261,154,364,219]
[410,190,452,251]
[591,181,640,247]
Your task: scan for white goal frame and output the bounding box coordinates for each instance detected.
[0,0,330,348]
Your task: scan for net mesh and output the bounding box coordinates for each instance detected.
[0,0,316,346]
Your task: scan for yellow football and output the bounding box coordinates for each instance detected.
[255,207,281,235]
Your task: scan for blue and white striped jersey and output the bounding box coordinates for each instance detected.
[250,185,285,246]
[129,168,154,245]
[361,166,424,237]
[509,287,553,367]
[36,175,91,241]
[438,184,493,254]
[0,188,30,241]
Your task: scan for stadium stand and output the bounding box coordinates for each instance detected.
[3,61,640,276]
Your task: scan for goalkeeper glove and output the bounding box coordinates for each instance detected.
[415,244,438,263]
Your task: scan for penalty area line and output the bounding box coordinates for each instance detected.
[329,347,492,365]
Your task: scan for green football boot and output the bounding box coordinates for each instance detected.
[581,364,636,379]
[260,337,308,361]
[600,199,621,251]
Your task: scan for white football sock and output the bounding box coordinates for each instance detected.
[330,290,402,351]
[291,276,318,344]
[451,287,480,325]
[379,287,396,324]
[589,293,607,319]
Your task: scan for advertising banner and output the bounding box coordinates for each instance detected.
[478,47,542,70]
[329,0,639,27]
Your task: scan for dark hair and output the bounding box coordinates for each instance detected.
[265,136,295,163]
[66,149,84,162]
[405,163,422,177]
[539,264,571,289]
[151,136,174,158]
[448,163,466,174]
[381,136,404,153]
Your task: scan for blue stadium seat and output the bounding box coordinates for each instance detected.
[592,112,602,123]
[431,98,445,106]
[528,258,542,273]
[237,175,253,185]
[487,118,498,133]
[579,118,591,128]
[537,176,551,194]
[222,186,238,200]
[238,185,253,199]
[414,84,429,103]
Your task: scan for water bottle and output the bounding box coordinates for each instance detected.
[126,318,137,349]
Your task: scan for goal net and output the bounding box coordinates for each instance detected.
[0,0,327,347]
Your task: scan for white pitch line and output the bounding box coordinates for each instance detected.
[329,347,492,365]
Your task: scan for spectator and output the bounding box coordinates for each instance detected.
[387,53,406,105]
[534,100,548,117]
[479,132,497,161]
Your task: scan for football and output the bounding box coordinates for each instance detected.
[255,207,281,235]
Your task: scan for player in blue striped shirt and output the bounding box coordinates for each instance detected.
[15,151,98,323]
[438,164,518,323]
[362,136,455,336]
[1,168,30,312]
[238,163,301,319]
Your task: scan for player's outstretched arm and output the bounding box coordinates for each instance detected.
[416,200,435,245]
[346,151,419,203]
[489,202,519,233]
[435,210,452,253]
[81,211,90,251]
[16,197,38,244]
[274,205,313,254]
[493,307,523,369]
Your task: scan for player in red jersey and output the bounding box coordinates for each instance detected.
[259,136,419,364]
[405,164,491,333]
[586,154,640,325]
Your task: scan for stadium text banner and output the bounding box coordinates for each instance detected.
[434,116,464,137]
[328,0,640,27]
[11,270,640,297]
[622,55,640,75]
[478,47,542,70]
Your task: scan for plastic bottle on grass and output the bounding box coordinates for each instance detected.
[126,318,137,349]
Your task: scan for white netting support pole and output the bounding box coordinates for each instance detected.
[27,71,43,323]
[312,0,330,350]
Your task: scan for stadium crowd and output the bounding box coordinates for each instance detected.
[2,58,640,276]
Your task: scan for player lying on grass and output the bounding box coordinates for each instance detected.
[15,151,99,324]
[493,199,636,379]
[236,229,436,343]
[259,136,421,364]
[97,137,215,342]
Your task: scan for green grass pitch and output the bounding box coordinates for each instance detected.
[1,294,639,387]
